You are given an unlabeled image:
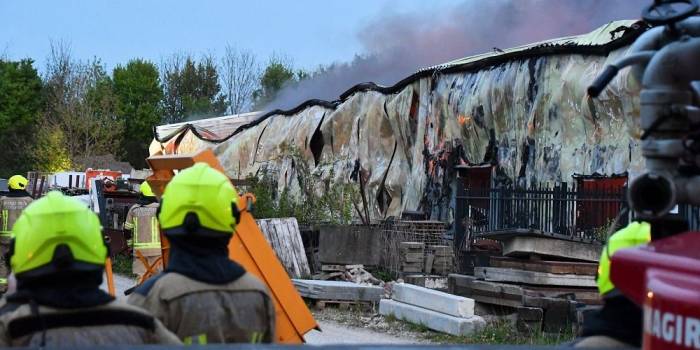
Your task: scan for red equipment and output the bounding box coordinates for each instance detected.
[85,169,122,191]
[611,232,700,350]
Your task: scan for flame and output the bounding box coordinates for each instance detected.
[458,115,472,126]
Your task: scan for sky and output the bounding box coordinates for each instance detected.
[0,0,456,72]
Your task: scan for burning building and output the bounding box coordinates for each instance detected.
[151,20,647,223]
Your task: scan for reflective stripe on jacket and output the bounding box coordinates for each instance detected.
[124,203,161,256]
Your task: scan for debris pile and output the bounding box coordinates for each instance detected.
[450,235,600,333]
[314,264,383,286]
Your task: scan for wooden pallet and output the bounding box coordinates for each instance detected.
[312,299,374,311]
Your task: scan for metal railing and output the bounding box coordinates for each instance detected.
[455,183,628,244]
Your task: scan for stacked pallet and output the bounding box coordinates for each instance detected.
[399,242,424,273]
[426,245,454,275]
[379,283,485,336]
[449,237,602,333]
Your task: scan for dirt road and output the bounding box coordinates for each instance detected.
[304,320,421,344]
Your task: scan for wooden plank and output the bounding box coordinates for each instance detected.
[522,286,601,305]
[490,256,597,275]
[448,274,524,308]
[475,267,596,288]
[502,237,601,262]
[256,218,311,279]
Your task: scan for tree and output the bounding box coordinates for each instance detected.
[221,45,260,115]
[0,59,43,176]
[113,59,163,168]
[253,56,296,108]
[42,42,124,168]
[161,53,226,124]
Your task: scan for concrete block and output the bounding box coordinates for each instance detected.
[475,267,596,287]
[379,300,485,336]
[293,279,383,302]
[318,225,381,265]
[392,283,474,317]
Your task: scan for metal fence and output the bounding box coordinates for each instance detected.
[455,182,628,245]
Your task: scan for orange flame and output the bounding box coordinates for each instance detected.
[458,115,472,126]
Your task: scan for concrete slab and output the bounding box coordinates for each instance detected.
[293,279,383,302]
[379,299,485,336]
[392,283,474,317]
[475,267,596,287]
[502,237,601,262]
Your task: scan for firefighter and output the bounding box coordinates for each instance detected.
[124,181,162,280]
[0,175,33,293]
[0,191,181,347]
[128,163,275,344]
[575,221,651,348]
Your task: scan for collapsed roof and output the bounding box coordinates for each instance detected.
[152,20,647,221]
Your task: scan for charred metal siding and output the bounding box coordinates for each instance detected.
[151,21,647,222]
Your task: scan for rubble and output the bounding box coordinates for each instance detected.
[314,264,384,286]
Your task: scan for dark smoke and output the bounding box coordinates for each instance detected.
[265,0,648,110]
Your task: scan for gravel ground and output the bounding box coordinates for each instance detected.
[304,320,420,344]
[306,306,430,344]
[101,273,137,299]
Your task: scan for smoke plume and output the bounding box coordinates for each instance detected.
[265,0,648,110]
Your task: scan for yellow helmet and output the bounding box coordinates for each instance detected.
[140,181,155,197]
[8,175,28,190]
[10,191,107,278]
[597,221,651,295]
[158,163,239,237]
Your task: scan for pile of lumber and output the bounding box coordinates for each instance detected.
[426,245,454,275]
[399,242,424,273]
[379,283,485,336]
[257,218,310,279]
[313,264,383,286]
[449,236,602,333]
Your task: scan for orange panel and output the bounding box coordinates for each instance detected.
[145,150,317,343]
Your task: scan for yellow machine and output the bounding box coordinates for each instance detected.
[141,149,318,343]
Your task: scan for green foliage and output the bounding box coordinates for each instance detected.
[246,158,358,226]
[32,126,72,172]
[0,59,43,177]
[113,59,163,168]
[418,319,575,345]
[253,58,296,107]
[162,54,226,124]
[111,253,136,278]
[42,45,125,168]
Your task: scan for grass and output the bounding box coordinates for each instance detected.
[392,317,575,345]
[110,253,136,278]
